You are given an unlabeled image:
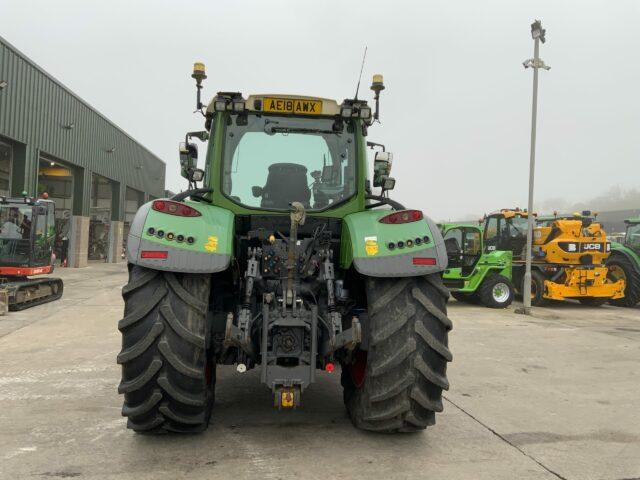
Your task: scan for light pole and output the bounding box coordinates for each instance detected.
[518,20,550,315]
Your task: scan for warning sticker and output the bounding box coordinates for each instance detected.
[365,236,379,256]
[204,235,218,253]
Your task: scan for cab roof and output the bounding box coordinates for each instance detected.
[205,92,369,119]
[487,209,533,219]
[440,222,483,231]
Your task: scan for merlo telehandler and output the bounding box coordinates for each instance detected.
[117,64,452,434]
[482,209,624,306]
[440,223,514,308]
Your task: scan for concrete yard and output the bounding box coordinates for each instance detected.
[1,263,639,480]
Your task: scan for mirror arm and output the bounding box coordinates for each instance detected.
[365,194,405,211]
[171,188,213,203]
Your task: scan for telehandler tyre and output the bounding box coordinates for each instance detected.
[578,297,607,307]
[522,270,547,307]
[607,254,640,307]
[478,274,514,309]
[342,274,452,432]
[118,265,214,433]
[450,291,480,304]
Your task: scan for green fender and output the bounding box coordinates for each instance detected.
[126,200,234,273]
[340,210,448,277]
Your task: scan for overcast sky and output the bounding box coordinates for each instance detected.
[1,0,638,219]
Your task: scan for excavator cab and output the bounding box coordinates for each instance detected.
[0,199,55,269]
[0,196,63,310]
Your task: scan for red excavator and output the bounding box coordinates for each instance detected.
[0,194,63,311]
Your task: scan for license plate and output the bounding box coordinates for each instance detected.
[263,97,323,115]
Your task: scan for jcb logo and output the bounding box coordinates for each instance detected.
[582,243,602,251]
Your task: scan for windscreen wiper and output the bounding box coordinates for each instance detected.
[268,127,337,135]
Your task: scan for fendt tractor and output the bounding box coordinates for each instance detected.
[440,223,514,308]
[606,217,640,307]
[117,64,452,434]
[0,194,63,310]
[482,209,624,306]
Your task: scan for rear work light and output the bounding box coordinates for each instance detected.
[413,257,437,266]
[141,250,168,259]
[379,210,423,224]
[152,200,201,217]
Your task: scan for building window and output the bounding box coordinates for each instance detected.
[0,141,12,196]
[89,173,113,261]
[38,156,74,266]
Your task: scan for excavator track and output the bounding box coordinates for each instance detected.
[2,277,64,311]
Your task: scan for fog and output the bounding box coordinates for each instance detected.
[1,0,638,219]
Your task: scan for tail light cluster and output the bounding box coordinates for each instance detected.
[379,210,423,224]
[152,200,201,217]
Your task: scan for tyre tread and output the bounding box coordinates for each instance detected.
[344,274,452,433]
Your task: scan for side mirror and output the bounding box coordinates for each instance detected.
[179,142,198,179]
[373,151,393,188]
[252,186,263,198]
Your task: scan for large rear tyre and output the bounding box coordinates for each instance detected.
[607,254,640,307]
[342,274,453,433]
[118,265,214,434]
[478,274,514,309]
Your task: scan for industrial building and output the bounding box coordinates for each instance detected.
[0,35,165,267]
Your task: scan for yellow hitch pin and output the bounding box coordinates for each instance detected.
[281,388,295,408]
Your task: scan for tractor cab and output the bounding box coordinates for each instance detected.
[483,209,531,260]
[622,218,640,254]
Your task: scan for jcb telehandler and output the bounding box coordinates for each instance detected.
[482,209,624,306]
[117,64,452,434]
[440,223,514,308]
[606,217,640,307]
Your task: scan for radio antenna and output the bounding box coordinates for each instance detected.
[354,46,368,100]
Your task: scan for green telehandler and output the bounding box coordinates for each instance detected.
[440,223,514,308]
[117,64,452,434]
[607,217,640,307]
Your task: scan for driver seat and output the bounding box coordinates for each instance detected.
[260,163,311,209]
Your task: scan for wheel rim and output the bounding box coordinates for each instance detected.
[492,283,510,303]
[350,350,367,389]
[607,265,626,283]
[530,279,538,299]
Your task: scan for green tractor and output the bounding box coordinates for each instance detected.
[607,217,640,307]
[117,64,452,434]
[440,223,514,308]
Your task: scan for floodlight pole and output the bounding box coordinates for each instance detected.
[518,20,550,315]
